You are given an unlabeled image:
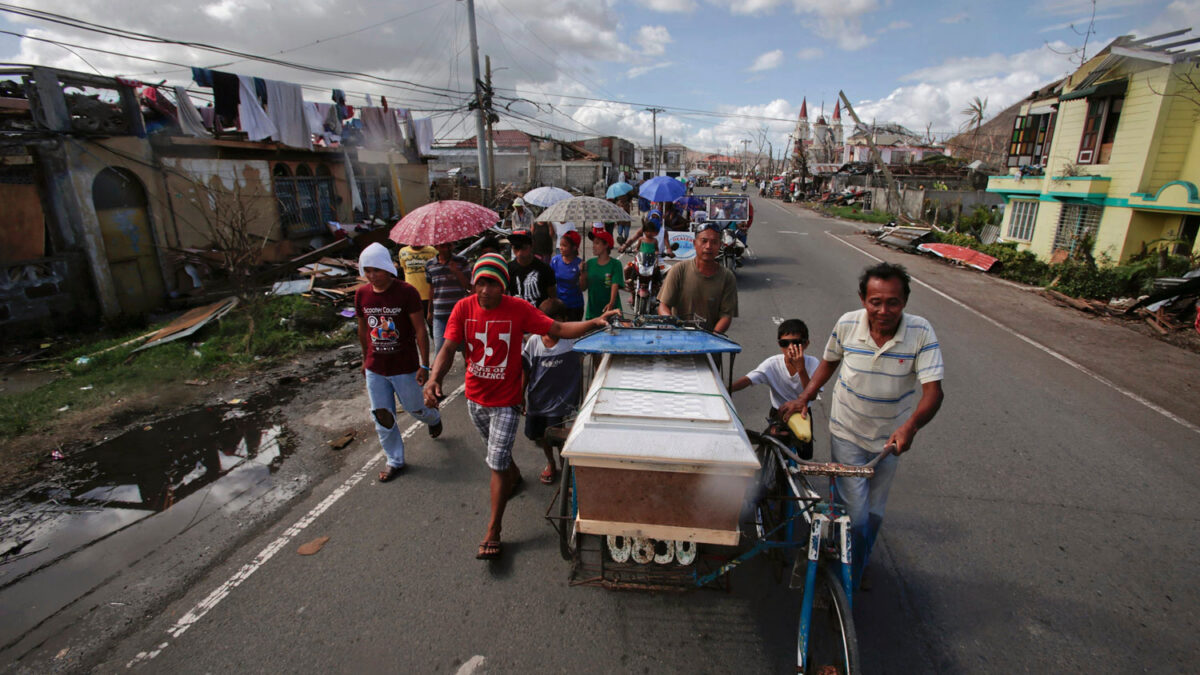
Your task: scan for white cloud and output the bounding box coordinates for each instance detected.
[627,62,674,79]
[854,43,1077,133]
[877,20,912,34]
[635,25,672,56]
[1132,1,1200,39]
[747,49,784,72]
[201,0,242,22]
[1036,0,1143,16]
[940,12,968,24]
[796,47,823,60]
[644,0,697,11]
[719,0,879,50]
[1038,13,1125,33]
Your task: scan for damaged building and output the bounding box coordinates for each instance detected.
[0,65,433,336]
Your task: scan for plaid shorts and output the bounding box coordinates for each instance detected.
[467,400,520,471]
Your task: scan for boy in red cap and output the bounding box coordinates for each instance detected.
[424,253,617,560]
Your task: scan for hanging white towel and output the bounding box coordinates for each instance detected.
[413,117,433,156]
[237,75,278,141]
[303,101,325,136]
[173,86,211,138]
[344,150,363,211]
[265,79,311,150]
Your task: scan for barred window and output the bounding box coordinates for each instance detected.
[1006,200,1038,241]
[1053,203,1103,255]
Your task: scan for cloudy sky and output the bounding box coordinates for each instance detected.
[1,0,1196,153]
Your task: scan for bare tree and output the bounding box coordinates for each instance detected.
[1046,0,1098,66]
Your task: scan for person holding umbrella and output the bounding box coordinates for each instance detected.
[422,254,617,560]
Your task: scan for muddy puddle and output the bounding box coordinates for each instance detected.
[0,393,306,650]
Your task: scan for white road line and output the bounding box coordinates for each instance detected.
[127,383,468,668]
[778,230,799,234]
[825,232,1200,437]
[455,655,487,674]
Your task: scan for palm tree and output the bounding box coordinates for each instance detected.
[961,96,988,161]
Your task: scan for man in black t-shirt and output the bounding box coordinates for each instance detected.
[507,230,557,308]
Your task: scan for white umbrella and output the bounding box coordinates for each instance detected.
[522,186,573,208]
[687,169,710,177]
[534,196,632,224]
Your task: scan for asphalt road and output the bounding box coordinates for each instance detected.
[61,194,1200,673]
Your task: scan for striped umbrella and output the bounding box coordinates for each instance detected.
[388,200,499,246]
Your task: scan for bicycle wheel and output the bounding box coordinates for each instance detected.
[558,460,577,561]
[800,565,861,675]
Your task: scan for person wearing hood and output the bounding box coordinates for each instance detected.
[508,197,533,230]
[355,243,443,482]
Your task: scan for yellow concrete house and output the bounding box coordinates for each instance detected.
[988,31,1200,263]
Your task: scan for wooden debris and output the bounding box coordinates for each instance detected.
[297,536,330,556]
[327,429,357,450]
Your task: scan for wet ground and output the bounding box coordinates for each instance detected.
[0,351,367,667]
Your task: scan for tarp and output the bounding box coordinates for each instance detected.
[573,325,741,355]
[917,243,999,272]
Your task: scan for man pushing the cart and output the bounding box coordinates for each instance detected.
[780,262,944,590]
[422,253,617,560]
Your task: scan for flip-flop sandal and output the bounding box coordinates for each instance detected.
[378,465,405,482]
[476,540,502,560]
[539,467,557,485]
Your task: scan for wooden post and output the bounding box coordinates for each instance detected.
[838,91,904,219]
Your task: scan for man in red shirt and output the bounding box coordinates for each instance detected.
[355,243,442,483]
[423,252,616,560]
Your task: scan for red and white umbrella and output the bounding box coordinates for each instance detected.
[389,200,499,246]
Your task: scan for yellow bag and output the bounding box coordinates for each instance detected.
[787,411,813,443]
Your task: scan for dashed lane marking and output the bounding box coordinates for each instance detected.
[826,232,1200,437]
[126,383,469,668]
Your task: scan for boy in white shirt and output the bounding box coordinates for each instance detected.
[731,319,819,458]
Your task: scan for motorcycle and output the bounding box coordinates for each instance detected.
[623,243,677,316]
[717,222,747,272]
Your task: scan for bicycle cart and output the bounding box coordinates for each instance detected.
[545,319,885,674]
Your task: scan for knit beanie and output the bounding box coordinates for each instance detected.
[471,252,510,287]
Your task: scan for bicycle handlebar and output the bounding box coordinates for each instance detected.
[747,430,894,478]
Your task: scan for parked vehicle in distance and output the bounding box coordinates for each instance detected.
[710,176,733,189]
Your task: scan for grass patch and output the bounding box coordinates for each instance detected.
[0,296,352,440]
[819,205,896,225]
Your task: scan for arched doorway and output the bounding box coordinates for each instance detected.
[93,167,164,315]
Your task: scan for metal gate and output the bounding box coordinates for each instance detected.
[275,177,336,237]
[1053,203,1102,256]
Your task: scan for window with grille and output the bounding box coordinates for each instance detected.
[275,176,336,238]
[1006,200,1038,241]
[1053,203,1102,255]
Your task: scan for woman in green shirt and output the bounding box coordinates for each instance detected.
[580,229,623,320]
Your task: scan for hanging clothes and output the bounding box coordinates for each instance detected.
[365,94,373,107]
[381,96,388,112]
[344,149,363,211]
[237,75,278,141]
[191,67,213,87]
[211,71,240,128]
[199,105,216,130]
[173,86,212,138]
[254,78,269,106]
[413,117,433,157]
[310,103,342,145]
[332,89,346,104]
[264,79,311,149]
[359,106,401,149]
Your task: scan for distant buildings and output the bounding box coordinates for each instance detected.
[791,98,944,175]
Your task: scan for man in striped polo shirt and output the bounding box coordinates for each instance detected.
[780,262,944,590]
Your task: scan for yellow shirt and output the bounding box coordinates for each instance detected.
[397,246,438,300]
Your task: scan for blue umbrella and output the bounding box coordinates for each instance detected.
[638,175,686,202]
[674,196,704,211]
[605,182,634,199]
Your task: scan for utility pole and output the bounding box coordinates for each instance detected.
[740,139,751,176]
[485,55,496,199]
[645,107,664,175]
[464,0,490,194]
[839,90,902,218]
[767,141,773,175]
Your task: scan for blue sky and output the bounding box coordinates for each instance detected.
[1,0,1194,152]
